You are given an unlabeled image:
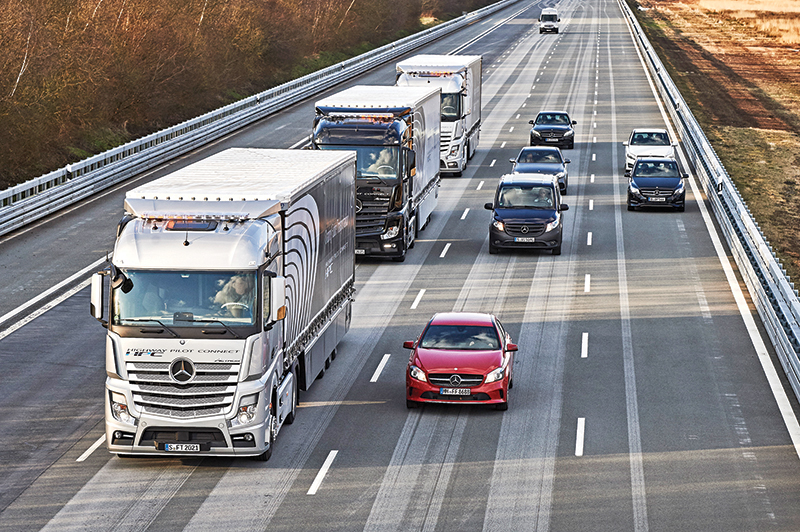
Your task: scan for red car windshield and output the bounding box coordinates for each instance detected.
[420,325,500,350]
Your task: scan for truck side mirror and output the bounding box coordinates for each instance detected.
[90,272,107,325]
[406,149,416,176]
[270,275,287,322]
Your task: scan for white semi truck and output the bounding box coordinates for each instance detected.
[395,54,482,176]
[90,148,356,460]
[312,85,440,262]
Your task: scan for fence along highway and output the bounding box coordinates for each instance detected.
[2,0,800,530]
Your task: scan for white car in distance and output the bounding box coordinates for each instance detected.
[623,128,677,173]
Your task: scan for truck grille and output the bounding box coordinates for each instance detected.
[127,361,240,418]
[440,131,453,155]
[429,373,485,387]
[505,222,546,237]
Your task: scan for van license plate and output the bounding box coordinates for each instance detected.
[355,249,366,255]
[515,237,536,243]
[440,388,471,396]
[164,444,200,452]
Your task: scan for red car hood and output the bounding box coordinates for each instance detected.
[415,348,503,373]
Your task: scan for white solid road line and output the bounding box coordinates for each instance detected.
[307,450,338,495]
[630,12,800,459]
[410,289,426,310]
[0,256,106,328]
[76,435,106,463]
[575,418,586,456]
[0,278,92,342]
[370,355,391,383]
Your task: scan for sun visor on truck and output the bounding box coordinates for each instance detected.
[124,198,282,220]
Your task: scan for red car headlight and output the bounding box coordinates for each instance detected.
[409,365,427,382]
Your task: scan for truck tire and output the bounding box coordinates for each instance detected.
[253,417,274,461]
[284,368,297,425]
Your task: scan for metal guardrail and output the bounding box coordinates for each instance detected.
[0,0,521,237]
[619,1,800,399]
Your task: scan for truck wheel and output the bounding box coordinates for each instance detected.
[284,370,297,425]
[253,417,274,461]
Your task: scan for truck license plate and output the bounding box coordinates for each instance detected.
[164,443,200,452]
[355,249,366,255]
[515,237,536,243]
[440,387,471,396]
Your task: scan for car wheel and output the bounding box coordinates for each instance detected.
[496,400,508,411]
[552,245,562,256]
[567,141,574,149]
[406,400,419,409]
[392,253,406,262]
[677,205,685,212]
[489,242,499,255]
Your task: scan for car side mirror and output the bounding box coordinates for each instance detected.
[622,141,628,146]
[560,204,570,211]
[564,159,571,164]
[403,341,415,349]
[528,120,535,125]
[509,158,515,164]
[682,173,689,179]
[571,120,577,125]
[625,170,632,177]
[484,202,494,210]
[506,343,518,352]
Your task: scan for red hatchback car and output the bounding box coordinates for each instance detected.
[404,312,517,411]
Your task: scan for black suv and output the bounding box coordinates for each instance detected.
[484,174,569,255]
[626,157,687,212]
[529,111,576,149]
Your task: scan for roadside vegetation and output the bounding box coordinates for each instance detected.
[628,0,800,283]
[0,0,496,191]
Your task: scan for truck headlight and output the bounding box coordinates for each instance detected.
[485,366,505,383]
[409,365,427,382]
[448,144,460,157]
[492,219,505,232]
[382,224,400,240]
[110,392,134,424]
[231,393,259,427]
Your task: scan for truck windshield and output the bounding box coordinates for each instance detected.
[112,270,257,327]
[319,146,399,179]
[441,93,462,122]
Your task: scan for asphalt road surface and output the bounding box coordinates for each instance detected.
[2,0,800,530]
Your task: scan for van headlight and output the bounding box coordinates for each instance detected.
[545,215,560,232]
[492,219,505,232]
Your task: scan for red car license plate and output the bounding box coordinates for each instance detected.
[440,387,471,396]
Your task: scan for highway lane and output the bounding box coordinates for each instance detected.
[3,0,800,530]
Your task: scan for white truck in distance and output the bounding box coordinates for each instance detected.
[90,148,356,461]
[312,85,441,261]
[395,54,482,176]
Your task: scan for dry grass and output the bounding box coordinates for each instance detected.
[698,0,800,44]
[698,0,800,13]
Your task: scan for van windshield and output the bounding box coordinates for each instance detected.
[541,14,558,22]
[497,185,555,209]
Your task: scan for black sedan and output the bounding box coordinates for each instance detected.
[529,111,577,149]
[509,146,571,194]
